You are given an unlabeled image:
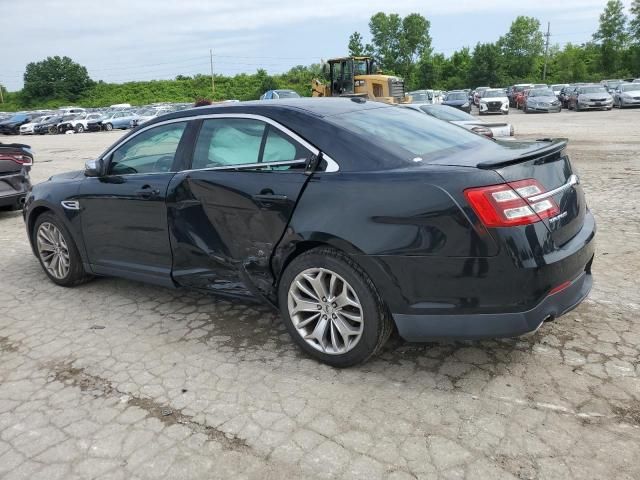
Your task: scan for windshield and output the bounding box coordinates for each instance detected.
[275,90,300,98]
[482,90,504,98]
[7,114,28,122]
[445,92,467,101]
[620,83,640,92]
[580,86,607,94]
[333,106,485,160]
[409,91,433,102]
[529,89,555,97]
[420,105,474,121]
[551,84,566,90]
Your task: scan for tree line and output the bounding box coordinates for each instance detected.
[1,0,639,111]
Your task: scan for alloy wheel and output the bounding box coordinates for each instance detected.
[36,222,70,280]
[287,268,364,355]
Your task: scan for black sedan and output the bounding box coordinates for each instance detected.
[0,142,33,210]
[0,113,36,135]
[23,99,595,367]
[33,115,63,135]
[442,91,472,113]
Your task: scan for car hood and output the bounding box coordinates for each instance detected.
[0,119,23,126]
[579,93,611,100]
[47,170,84,183]
[621,89,640,96]
[528,95,558,103]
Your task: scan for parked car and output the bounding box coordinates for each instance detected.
[404,103,514,138]
[478,88,509,115]
[568,85,613,111]
[0,141,33,210]
[0,113,37,135]
[523,88,562,113]
[442,91,471,113]
[559,85,577,108]
[23,98,595,367]
[33,115,64,135]
[132,108,173,127]
[509,84,533,107]
[601,79,623,92]
[99,111,139,131]
[19,115,50,135]
[551,84,569,97]
[260,89,301,100]
[407,90,435,104]
[58,113,104,133]
[57,107,86,116]
[612,82,640,108]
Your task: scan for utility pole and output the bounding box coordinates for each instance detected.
[542,22,551,81]
[0,86,4,104]
[209,49,215,99]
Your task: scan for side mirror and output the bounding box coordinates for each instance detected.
[84,159,101,177]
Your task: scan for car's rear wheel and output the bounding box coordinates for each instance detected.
[75,124,84,133]
[33,213,91,287]
[278,247,392,367]
[104,123,113,131]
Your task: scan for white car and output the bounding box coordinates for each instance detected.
[404,104,514,139]
[57,113,103,133]
[478,88,509,115]
[133,108,173,127]
[551,84,569,97]
[19,115,53,135]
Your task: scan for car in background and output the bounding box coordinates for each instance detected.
[58,113,104,133]
[408,90,436,104]
[559,85,578,108]
[442,91,471,113]
[404,103,514,139]
[132,108,173,127]
[551,84,569,97]
[0,141,33,211]
[99,111,139,131]
[478,88,509,115]
[601,79,623,92]
[19,115,50,135]
[33,115,64,135]
[260,89,301,100]
[23,98,595,367]
[509,84,533,107]
[568,85,613,111]
[523,88,562,113]
[57,107,86,116]
[612,82,640,108]
[0,113,38,135]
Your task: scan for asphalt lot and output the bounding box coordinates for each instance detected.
[1,107,639,479]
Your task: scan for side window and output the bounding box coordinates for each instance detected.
[108,122,187,175]
[192,118,311,171]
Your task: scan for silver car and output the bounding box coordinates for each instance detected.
[569,85,613,111]
[524,88,562,113]
[612,83,640,108]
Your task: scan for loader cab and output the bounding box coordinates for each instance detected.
[327,57,374,96]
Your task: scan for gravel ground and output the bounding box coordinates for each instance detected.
[0,107,639,479]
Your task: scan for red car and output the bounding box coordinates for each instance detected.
[515,89,530,110]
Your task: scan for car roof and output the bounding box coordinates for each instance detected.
[164,98,389,119]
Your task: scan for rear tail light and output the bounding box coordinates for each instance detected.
[0,153,33,166]
[464,179,559,227]
[471,126,493,138]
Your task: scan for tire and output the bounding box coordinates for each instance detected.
[75,124,85,133]
[32,212,92,287]
[104,123,113,131]
[278,247,392,368]
[48,125,57,134]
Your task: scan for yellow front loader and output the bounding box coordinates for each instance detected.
[312,57,409,104]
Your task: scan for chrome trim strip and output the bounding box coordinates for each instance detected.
[322,153,339,173]
[527,174,578,202]
[182,158,307,173]
[61,200,80,211]
[100,113,339,172]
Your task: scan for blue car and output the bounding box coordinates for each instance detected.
[98,111,139,131]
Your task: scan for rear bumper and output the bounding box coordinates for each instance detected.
[527,105,561,112]
[0,171,30,207]
[393,269,592,341]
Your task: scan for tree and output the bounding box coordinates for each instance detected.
[468,42,503,87]
[498,16,544,82]
[593,0,628,75]
[22,56,94,104]
[348,32,365,56]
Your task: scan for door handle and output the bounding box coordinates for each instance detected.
[135,186,160,199]
[252,193,288,203]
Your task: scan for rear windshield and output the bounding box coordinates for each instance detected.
[333,106,485,160]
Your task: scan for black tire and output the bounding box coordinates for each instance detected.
[75,124,85,133]
[104,123,113,131]
[278,247,393,368]
[32,212,92,287]
[48,125,57,135]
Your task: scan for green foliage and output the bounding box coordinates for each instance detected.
[22,56,94,106]
[498,16,545,83]
[593,0,628,75]
[631,0,640,43]
[348,32,365,56]
[468,43,503,87]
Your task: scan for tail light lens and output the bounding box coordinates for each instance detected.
[464,179,560,227]
[0,153,33,166]
[471,126,493,138]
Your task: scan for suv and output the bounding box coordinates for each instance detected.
[478,88,509,115]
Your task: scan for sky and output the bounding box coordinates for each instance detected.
[0,0,634,91]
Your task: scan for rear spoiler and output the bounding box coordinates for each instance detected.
[477,138,568,169]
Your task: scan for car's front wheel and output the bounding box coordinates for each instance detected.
[33,213,91,287]
[75,124,84,133]
[278,247,392,367]
[104,123,113,131]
